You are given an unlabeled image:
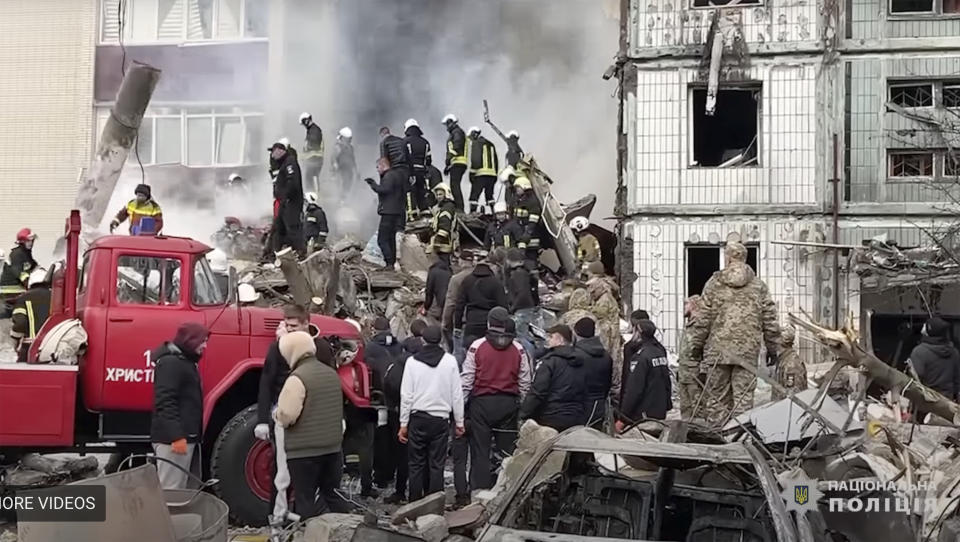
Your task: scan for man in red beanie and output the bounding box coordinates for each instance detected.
[150,322,209,489]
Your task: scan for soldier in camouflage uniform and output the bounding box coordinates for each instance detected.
[687,241,780,428]
[677,295,704,420]
[773,323,807,400]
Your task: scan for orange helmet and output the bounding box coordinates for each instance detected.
[16,228,36,243]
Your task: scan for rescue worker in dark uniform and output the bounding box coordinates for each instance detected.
[466,127,499,215]
[110,184,163,235]
[303,192,329,252]
[430,183,457,266]
[484,201,523,251]
[299,113,324,194]
[271,141,307,257]
[513,176,542,305]
[505,130,524,169]
[10,268,51,363]
[442,114,467,213]
[0,228,38,298]
[403,119,432,220]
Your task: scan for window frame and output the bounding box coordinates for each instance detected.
[887,150,936,180]
[99,0,268,45]
[687,83,763,169]
[684,242,760,298]
[114,254,184,307]
[945,152,960,178]
[888,82,935,109]
[943,83,960,109]
[889,0,936,15]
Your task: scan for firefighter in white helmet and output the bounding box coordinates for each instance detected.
[303,192,329,251]
[505,129,524,169]
[484,201,523,251]
[442,114,467,212]
[466,127,499,214]
[10,267,51,363]
[299,112,324,194]
[238,283,261,306]
[570,216,601,269]
[430,183,457,265]
[331,126,359,197]
[404,118,433,220]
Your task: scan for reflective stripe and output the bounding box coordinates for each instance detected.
[26,300,36,339]
[476,145,497,176]
[503,235,511,247]
[12,308,26,316]
[127,200,162,216]
[518,242,527,248]
[303,149,324,159]
[18,272,29,283]
[529,214,540,222]
[0,285,25,295]
[448,141,467,165]
[307,217,318,222]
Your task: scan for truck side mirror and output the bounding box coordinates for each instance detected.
[227,266,238,304]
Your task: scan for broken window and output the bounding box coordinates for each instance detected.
[888,151,934,177]
[692,0,762,7]
[686,244,759,296]
[890,0,935,12]
[691,87,760,168]
[889,83,934,108]
[944,84,960,108]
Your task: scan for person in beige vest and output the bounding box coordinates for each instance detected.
[275,331,345,519]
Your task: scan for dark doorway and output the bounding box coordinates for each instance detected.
[686,243,759,297]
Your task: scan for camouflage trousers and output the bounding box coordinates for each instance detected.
[701,364,756,428]
[677,364,705,420]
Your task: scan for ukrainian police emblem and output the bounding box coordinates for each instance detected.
[795,485,809,506]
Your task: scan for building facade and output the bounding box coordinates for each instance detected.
[617,0,960,358]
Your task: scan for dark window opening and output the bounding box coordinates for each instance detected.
[686,244,759,296]
[944,85,960,108]
[693,0,762,6]
[946,0,960,13]
[889,151,934,177]
[946,153,960,177]
[889,83,934,107]
[692,87,760,168]
[890,0,934,12]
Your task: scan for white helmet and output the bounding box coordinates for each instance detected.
[507,130,519,139]
[278,137,290,148]
[27,268,47,288]
[207,248,229,273]
[493,201,509,214]
[298,112,312,123]
[498,166,516,183]
[569,216,590,232]
[338,126,352,139]
[306,192,319,205]
[442,114,458,124]
[228,172,241,182]
[468,126,481,136]
[238,283,260,303]
[404,118,419,130]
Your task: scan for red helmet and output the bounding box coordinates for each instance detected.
[16,228,36,243]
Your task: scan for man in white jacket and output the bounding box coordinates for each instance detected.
[399,325,465,501]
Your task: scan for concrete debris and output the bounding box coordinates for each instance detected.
[398,234,431,280]
[728,388,861,443]
[390,492,446,526]
[443,504,485,533]
[440,536,474,542]
[415,514,448,542]
[303,513,364,542]
[2,453,100,488]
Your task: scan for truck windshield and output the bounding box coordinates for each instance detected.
[192,256,227,306]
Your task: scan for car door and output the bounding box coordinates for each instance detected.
[101,252,202,411]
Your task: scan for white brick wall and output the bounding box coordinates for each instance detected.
[0,0,96,261]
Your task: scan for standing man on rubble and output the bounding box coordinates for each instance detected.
[505,130,524,169]
[505,248,536,315]
[429,183,457,264]
[365,157,406,271]
[454,251,509,350]
[299,113,324,194]
[773,323,808,401]
[569,217,601,273]
[687,241,780,427]
[618,319,671,428]
[466,127,499,215]
[404,119,432,220]
[513,176,542,264]
[331,127,358,198]
[423,250,452,326]
[271,141,307,258]
[908,316,960,405]
[111,184,163,235]
[461,307,532,493]
[442,114,468,212]
[484,202,523,251]
[677,296,704,419]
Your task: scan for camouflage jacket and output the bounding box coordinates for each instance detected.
[687,262,779,369]
[773,347,807,400]
[677,320,701,382]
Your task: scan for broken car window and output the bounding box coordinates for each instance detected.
[192,256,227,306]
[116,255,181,306]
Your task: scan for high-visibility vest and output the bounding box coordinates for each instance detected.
[470,142,497,177]
[431,204,457,253]
[448,140,467,166]
[125,200,163,235]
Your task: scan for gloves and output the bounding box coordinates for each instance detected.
[364,177,375,185]
[254,423,270,441]
[109,220,119,233]
[170,438,188,455]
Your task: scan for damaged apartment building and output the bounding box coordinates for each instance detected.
[615,0,960,362]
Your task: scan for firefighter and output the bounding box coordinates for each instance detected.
[404,119,432,220]
[10,268,51,363]
[271,141,307,258]
[0,229,38,300]
[505,130,524,169]
[299,113,324,194]
[442,114,467,213]
[430,183,457,266]
[569,216,601,272]
[513,176,541,263]
[484,201,522,251]
[228,172,244,188]
[304,192,329,252]
[111,184,163,236]
[331,127,359,197]
[466,127,499,215]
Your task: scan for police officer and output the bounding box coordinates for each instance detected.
[404,119,432,220]
[466,127,499,215]
[10,268,51,363]
[442,114,467,213]
[299,113,324,194]
[271,141,307,257]
[430,183,457,266]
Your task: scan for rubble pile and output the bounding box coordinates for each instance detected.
[853,235,960,290]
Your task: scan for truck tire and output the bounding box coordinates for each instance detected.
[210,405,272,526]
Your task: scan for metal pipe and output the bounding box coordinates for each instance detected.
[74,61,161,244]
[832,133,841,328]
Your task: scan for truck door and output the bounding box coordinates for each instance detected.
[101,253,202,411]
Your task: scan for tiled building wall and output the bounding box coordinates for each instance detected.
[627,217,827,359]
[629,63,818,209]
[0,0,96,259]
[850,0,960,40]
[626,0,819,52]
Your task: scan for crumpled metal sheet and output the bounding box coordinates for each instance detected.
[729,388,862,444]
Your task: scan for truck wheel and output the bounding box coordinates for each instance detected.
[210,405,272,526]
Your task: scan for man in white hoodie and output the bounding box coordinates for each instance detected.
[399,325,465,501]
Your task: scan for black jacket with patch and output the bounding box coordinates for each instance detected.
[621,340,672,421]
[380,134,411,170]
[304,204,329,240]
[453,263,508,338]
[910,336,960,401]
[365,331,403,391]
[150,342,203,444]
[519,345,587,431]
[276,153,304,208]
[404,126,432,171]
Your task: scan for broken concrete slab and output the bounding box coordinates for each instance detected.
[729,388,860,444]
[415,514,448,542]
[390,492,446,525]
[304,513,364,542]
[398,234,431,279]
[444,504,485,532]
[20,453,99,476]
